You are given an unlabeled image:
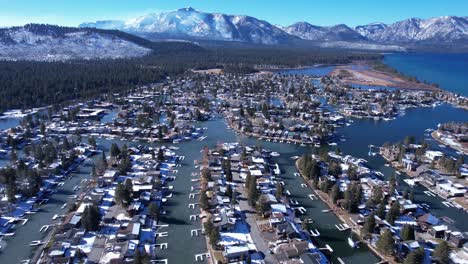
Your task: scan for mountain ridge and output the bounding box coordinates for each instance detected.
[79,8,468,49]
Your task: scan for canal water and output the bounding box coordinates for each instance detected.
[280,66,468,233]
[336,104,468,231]
[0,155,98,263]
[94,135,213,264]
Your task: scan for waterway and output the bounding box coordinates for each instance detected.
[281,66,468,233]
[336,104,468,231]
[0,155,97,263]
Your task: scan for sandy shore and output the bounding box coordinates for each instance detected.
[330,64,440,91]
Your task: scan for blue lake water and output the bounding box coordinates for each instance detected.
[384,53,468,96]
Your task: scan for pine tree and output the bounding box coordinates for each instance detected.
[115,182,131,207]
[388,174,396,196]
[225,185,233,198]
[377,200,386,219]
[432,241,449,264]
[400,224,415,241]
[275,182,283,200]
[148,202,160,223]
[330,183,340,204]
[247,178,259,206]
[386,201,400,225]
[376,229,395,255]
[256,196,269,215]
[362,212,376,237]
[199,191,210,211]
[209,227,220,247]
[101,152,108,168]
[409,189,415,202]
[403,247,424,264]
[110,143,120,158]
[157,148,164,161]
[134,248,151,264]
[82,204,100,231]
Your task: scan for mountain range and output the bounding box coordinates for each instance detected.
[0,8,467,61]
[81,7,468,48]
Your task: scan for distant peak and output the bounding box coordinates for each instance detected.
[177,7,197,12]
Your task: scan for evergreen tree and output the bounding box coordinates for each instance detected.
[199,191,210,211]
[231,189,236,205]
[209,227,220,247]
[403,247,424,264]
[376,229,395,255]
[40,122,46,135]
[377,200,386,219]
[157,148,164,161]
[88,136,97,148]
[256,196,269,216]
[134,248,151,264]
[388,174,396,196]
[400,224,415,241]
[101,152,108,168]
[275,182,283,200]
[409,189,415,202]
[110,143,120,158]
[147,202,160,223]
[362,212,376,237]
[82,204,100,231]
[432,241,449,264]
[224,185,233,198]
[247,178,259,206]
[386,201,400,225]
[330,183,340,204]
[115,182,131,207]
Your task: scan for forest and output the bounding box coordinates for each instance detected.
[0,30,382,112]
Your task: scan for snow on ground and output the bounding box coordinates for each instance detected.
[219,221,257,251]
[77,234,96,254]
[0,29,151,61]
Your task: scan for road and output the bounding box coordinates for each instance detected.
[234,172,276,264]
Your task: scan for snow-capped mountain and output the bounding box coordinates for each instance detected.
[79,20,126,30]
[80,7,295,44]
[0,24,152,61]
[283,22,366,42]
[354,23,387,40]
[80,8,468,49]
[355,16,468,43]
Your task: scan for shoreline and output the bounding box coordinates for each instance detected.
[329,63,441,92]
[294,158,393,264]
[431,130,468,156]
[379,148,468,212]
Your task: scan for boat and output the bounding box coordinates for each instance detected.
[348,237,357,248]
[271,152,280,157]
[29,240,44,246]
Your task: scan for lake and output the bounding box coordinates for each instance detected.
[384,53,468,96]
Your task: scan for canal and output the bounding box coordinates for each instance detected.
[0,155,98,263]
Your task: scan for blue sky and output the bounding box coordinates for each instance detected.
[0,0,466,27]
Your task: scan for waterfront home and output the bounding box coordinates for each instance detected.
[425,150,444,162]
[436,182,466,198]
[429,225,449,238]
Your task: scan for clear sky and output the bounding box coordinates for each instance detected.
[0,0,466,27]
